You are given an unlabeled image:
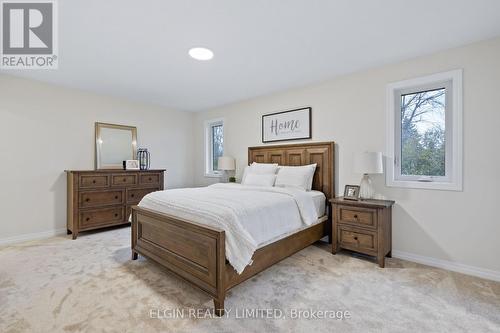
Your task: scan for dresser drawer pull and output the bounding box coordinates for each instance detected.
[114,196,119,199]
[131,194,135,198]
[148,177,152,181]
[85,198,90,202]
[86,217,90,221]
[122,178,127,182]
[114,213,118,217]
[353,236,358,241]
[92,180,96,184]
[353,214,358,219]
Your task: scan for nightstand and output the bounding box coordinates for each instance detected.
[330,197,395,267]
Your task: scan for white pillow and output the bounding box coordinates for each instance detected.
[250,162,279,174]
[241,163,279,184]
[275,164,317,191]
[242,173,277,187]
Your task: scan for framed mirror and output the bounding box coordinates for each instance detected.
[95,122,137,169]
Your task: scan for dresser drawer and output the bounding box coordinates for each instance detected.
[79,206,125,229]
[338,206,377,229]
[111,174,138,186]
[79,174,110,188]
[79,190,124,208]
[139,173,160,186]
[126,188,158,203]
[338,226,377,253]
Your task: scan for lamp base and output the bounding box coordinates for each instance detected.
[359,174,375,199]
[220,170,229,183]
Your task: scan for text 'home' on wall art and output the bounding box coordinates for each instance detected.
[262,107,312,143]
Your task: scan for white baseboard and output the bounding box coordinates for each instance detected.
[0,228,67,246]
[392,250,500,282]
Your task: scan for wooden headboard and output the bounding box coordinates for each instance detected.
[248,141,335,199]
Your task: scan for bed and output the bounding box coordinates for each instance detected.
[131,142,335,315]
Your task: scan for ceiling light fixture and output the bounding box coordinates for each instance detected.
[188,47,214,61]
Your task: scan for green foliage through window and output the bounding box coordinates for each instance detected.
[401,88,445,177]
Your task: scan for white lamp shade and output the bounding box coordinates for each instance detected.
[218,156,235,171]
[353,152,383,174]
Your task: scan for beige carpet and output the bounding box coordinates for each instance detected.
[1,226,499,333]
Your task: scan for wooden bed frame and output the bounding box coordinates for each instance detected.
[131,141,335,316]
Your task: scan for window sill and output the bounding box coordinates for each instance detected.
[386,179,462,191]
[204,173,222,178]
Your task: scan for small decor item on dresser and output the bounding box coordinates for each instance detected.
[125,160,140,170]
[262,107,311,143]
[228,176,236,183]
[137,148,151,170]
[344,185,360,200]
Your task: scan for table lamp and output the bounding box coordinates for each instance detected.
[218,156,235,183]
[353,152,383,199]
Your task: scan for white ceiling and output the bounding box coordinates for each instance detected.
[5,0,500,111]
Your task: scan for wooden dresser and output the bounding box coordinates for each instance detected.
[330,197,395,267]
[66,169,165,239]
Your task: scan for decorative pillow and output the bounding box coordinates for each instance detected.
[275,164,317,191]
[242,173,277,187]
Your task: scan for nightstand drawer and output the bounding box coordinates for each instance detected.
[338,206,377,229]
[338,226,377,253]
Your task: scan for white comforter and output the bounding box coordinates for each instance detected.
[138,183,318,274]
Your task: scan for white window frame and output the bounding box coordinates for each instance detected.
[204,118,224,178]
[386,69,463,191]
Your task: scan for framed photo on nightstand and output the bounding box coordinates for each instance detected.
[344,185,360,200]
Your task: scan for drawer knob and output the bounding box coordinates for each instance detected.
[148,177,152,181]
[114,196,119,199]
[85,198,90,202]
[354,236,358,241]
[86,217,90,221]
[114,213,118,217]
[131,194,135,198]
[92,180,96,184]
[353,214,358,219]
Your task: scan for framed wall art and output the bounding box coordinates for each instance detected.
[262,107,311,143]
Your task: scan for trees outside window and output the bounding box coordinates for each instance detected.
[401,88,445,177]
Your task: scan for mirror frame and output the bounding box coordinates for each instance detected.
[95,122,137,169]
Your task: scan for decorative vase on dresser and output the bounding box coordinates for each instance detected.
[66,169,165,239]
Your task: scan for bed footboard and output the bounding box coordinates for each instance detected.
[131,206,226,316]
[132,206,328,317]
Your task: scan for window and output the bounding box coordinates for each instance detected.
[204,118,224,177]
[386,70,462,191]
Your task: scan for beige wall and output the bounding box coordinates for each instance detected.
[0,75,194,240]
[193,37,500,274]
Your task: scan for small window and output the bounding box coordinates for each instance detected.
[205,118,224,177]
[386,70,462,191]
